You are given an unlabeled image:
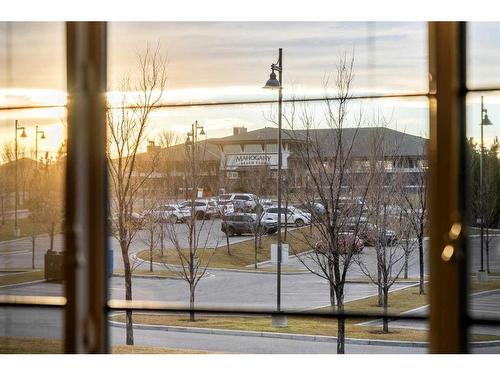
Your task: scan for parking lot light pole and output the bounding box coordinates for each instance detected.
[478,96,493,281]
[263,48,286,326]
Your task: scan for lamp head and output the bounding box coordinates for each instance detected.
[199,127,206,136]
[263,70,280,89]
[40,132,46,139]
[482,112,493,126]
[20,128,27,138]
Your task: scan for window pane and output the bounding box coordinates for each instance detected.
[468,22,500,89]
[106,21,429,354]
[0,22,66,353]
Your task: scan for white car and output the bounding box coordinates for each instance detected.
[212,199,235,217]
[262,206,311,227]
[144,204,190,223]
[218,193,258,212]
[179,200,218,220]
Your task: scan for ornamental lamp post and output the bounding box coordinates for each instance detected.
[35,125,46,164]
[263,48,287,327]
[478,96,493,282]
[14,120,27,237]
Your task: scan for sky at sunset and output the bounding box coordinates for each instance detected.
[1,22,500,158]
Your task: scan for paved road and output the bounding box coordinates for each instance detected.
[2,227,499,275]
[0,270,417,310]
[2,306,499,353]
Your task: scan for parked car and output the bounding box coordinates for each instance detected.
[110,212,145,230]
[262,206,311,226]
[361,223,398,247]
[295,202,326,217]
[221,213,278,237]
[143,204,190,223]
[336,197,367,216]
[178,200,218,220]
[211,198,235,218]
[218,193,258,212]
[314,233,365,254]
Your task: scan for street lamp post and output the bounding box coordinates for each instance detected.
[14,120,27,237]
[263,48,287,327]
[34,125,46,164]
[478,96,493,282]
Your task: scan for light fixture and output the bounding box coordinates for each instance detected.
[263,70,280,89]
[20,128,27,138]
[482,111,493,126]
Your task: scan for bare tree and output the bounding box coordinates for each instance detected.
[107,45,167,345]
[395,200,417,280]
[283,54,371,354]
[355,125,407,333]
[401,143,428,294]
[163,133,217,321]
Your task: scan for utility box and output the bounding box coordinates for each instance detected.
[271,243,289,264]
[44,250,64,282]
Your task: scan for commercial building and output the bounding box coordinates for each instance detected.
[138,126,428,197]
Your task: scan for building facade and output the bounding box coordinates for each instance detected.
[137,126,428,198]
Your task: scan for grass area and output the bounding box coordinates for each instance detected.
[111,312,496,343]
[0,336,212,354]
[0,218,47,243]
[110,280,500,343]
[470,278,500,293]
[137,227,313,270]
[0,269,45,287]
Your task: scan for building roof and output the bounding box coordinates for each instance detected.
[292,127,427,158]
[136,139,221,164]
[212,126,427,158]
[136,126,427,164]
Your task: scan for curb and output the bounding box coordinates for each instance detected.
[108,319,428,347]
[131,253,309,275]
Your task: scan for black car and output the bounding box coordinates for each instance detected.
[221,213,278,236]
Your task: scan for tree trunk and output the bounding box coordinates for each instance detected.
[160,225,164,257]
[122,241,134,345]
[336,288,345,354]
[377,263,383,306]
[49,225,55,251]
[404,246,409,279]
[225,224,231,256]
[149,229,154,272]
[486,226,490,273]
[189,284,195,322]
[31,234,35,269]
[329,283,336,309]
[382,287,389,333]
[254,234,258,269]
[418,233,425,294]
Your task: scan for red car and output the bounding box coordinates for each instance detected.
[314,233,364,254]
